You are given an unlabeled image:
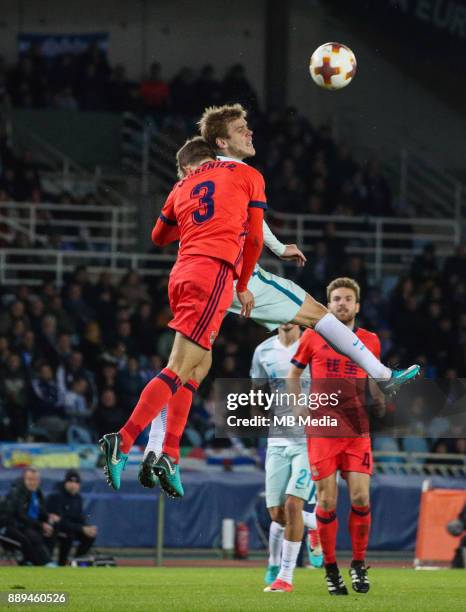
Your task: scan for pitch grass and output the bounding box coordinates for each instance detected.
[0,567,465,611]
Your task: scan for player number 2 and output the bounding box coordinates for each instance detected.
[296,468,312,489]
[191,181,215,224]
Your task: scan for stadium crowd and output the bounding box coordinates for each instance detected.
[1,43,396,221]
[0,248,464,456]
[0,45,464,459]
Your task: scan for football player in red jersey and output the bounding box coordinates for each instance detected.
[139,104,418,497]
[288,277,385,596]
[99,136,266,494]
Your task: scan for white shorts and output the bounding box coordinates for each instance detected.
[265,444,316,508]
[229,266,305,331]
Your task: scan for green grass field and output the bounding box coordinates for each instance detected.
[0,567,464,611]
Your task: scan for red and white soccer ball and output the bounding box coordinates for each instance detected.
[309,42,357,90]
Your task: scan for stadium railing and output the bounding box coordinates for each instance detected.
[266,211,458,281]
[0,201,137,253]
[373,451,466,477]
[0,249,285,287]
[0,208,457,284]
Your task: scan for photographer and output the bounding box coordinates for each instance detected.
[46,470,97,566]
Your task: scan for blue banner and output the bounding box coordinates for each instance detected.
[17,32,109,57]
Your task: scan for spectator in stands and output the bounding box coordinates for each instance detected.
[96,360,118,393]
[140,62,169,116]
[410,243,438,284]
[140,354,162,383]
[131,301,157,356]
[0,352,29,439]
[94,387,126,437]
[108,64,135,113]
[19,330,41,372]
[60,350,97,408]
[46,470,97,566]
[48,295,76,335]
[63,283,95,333]
[30,362,66,442]
[0,299,29,335]
[364,158,392,216]
[55,332,73,364]
[170,67,197,116]
[28,298,46,336]
[118,270,150,307]
[116,356,145,412]
[60,377,94,443]
[37,314,59,366]
[194,64,222,112]
[3,467,58,566]
[222,63,258,111]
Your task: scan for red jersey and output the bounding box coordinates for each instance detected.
[292,327,381,436]
[158,160,266,277]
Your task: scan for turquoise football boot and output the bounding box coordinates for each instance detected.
[264,564,280,585]
[378,364,420,397]
[99,432,128,490]
[138,451,159,489]
[153,453,184,498]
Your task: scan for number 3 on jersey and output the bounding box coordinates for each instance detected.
[191,181,215,224]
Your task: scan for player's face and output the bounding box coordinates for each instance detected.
[218,118,255,159]
[328,288,360,324]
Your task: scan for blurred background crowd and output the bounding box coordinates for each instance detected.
[0,44,464,460]
[0,253,464,456]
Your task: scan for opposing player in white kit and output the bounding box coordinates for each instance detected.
[249,324,322,593]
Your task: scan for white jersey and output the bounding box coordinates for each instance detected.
[250,335,310,447]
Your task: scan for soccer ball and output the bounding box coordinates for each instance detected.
[309,42,357,90]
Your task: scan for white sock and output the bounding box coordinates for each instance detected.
[268,522,284,566]
[302,510,316,530]
[144,406,167,458]
[315,313,391,379]
[277,539,301,584]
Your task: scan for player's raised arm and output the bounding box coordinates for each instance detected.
[263,221,307,266]
[151,192,180,247]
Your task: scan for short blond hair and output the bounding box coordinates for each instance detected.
[175,136,216,179]
[197,104,247,149]
[326,277,361,302]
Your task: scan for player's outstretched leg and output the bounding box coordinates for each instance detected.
[153,453,184,498]
[138,451,159,489]
[325,563,349,596]
[349,560,370,593]
[99,432,128,490]
[293,294,420,395]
